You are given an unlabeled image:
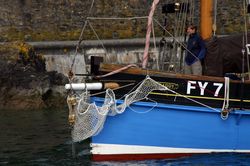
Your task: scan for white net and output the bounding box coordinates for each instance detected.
[70,76,169,142]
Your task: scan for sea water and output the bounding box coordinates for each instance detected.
[1,109,250,166]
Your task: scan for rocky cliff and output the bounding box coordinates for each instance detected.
[0,42,68,110]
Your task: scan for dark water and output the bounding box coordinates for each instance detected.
[1,109,250,166]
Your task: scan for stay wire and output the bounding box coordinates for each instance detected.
[243,0,250,79]
[69,0,95,73]
[153,18,200,62]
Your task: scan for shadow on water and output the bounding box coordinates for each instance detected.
[0,108,91,166]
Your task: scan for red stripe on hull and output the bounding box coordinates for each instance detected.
[92,153,195,161]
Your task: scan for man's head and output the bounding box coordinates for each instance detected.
[186,24,197,35]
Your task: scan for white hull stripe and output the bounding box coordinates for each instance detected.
[91,143,250,155]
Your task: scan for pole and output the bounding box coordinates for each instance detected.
[200,0,213,40]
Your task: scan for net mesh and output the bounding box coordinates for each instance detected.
[70,76,169,142]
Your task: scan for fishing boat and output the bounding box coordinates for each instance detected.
[65,0,250,161]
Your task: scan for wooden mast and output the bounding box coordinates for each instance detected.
[200,0,213,40]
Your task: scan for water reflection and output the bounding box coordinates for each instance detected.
[0,108,91,165]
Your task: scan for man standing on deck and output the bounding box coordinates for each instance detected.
[184,24,206,75]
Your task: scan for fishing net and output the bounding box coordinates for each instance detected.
[70,76,169,142]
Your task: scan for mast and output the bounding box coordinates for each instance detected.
[200,0,213,40]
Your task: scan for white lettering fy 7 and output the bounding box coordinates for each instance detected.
[187,81,223,97]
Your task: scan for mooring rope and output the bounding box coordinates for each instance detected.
[142,0,160,68]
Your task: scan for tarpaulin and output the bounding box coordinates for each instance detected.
[204,33,250,77]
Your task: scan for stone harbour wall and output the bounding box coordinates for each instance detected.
[0,0,248,42]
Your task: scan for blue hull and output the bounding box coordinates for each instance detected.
[91,96,250,160]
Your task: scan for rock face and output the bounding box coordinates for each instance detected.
[0,42,68,110]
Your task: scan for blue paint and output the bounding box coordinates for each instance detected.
[91,97,250,151]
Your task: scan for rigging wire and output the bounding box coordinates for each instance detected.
[68,1,95,156]
[243,0,250,79]
[244,0,249,45]
[88,20,108,55]
[181,0,189,37]
[153,18,200,64]
[212,0,217,36]
[70,20,88,71]
[151,19,159,70]
[69,0,95,74]
[179,0,189,71]
[67,1,96,157]
[164,0,192,73]
[75,16,149,62]
[189,0,195,23]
